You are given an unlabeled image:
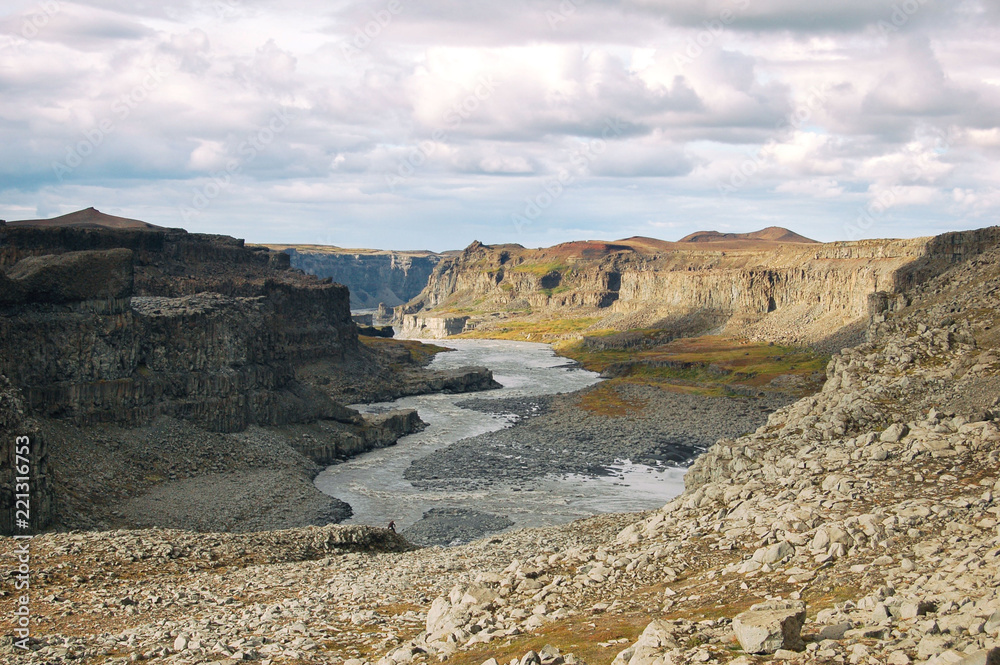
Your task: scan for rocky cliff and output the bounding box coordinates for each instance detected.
[396,229,1000,348]
[0,210,441,534]
[0,223,357,432]
[265,245,443,310]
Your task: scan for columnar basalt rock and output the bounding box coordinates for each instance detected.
[0,248,354,432]
[396,229,1000,345]
[270,246,442,309]
[0,375,53,535]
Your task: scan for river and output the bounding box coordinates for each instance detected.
[313,338,686,539]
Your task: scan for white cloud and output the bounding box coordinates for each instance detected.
[1,0,1000,249]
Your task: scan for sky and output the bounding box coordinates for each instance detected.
[1,1,999,251]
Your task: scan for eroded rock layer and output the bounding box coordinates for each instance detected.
[398,229,1000,347]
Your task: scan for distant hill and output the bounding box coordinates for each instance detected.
[678,227,817,244]
[7,207,166,231]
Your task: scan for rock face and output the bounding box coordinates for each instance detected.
[398,314,470,338]
[270,245,442,309]
[396,229,1000,346]
[732,600,807,653]
[0,375,54,535]
[0,243,354,432]
[290,409,427,466]
[0,215,431,533]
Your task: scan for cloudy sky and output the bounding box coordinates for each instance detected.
[1,0,999,250]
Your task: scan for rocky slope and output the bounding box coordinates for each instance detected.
[265,245,444,310]
[3,227,999,665]
[396,228,1000,350]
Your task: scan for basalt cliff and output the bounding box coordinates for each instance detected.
[264,244,445,310]
[395,228,1000,349]
[0,209,497,536]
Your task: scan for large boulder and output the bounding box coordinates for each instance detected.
[612,620,681,665]
[732,600,807,654]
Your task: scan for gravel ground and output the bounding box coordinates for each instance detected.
[405,382,794,490]
[400,508,515,547]
[43,416,351,532]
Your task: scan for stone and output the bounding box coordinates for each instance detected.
[613,620,680,665]
[753,541,794,565]
[928,651,972,665]
[817,622,852,640]
[732,600,807,654]
[954,649,1000,665]
[898,601,935,620]
[888,651,911,665]
[881,423,910,443]
[918,636,953,660]
[521,651,541,665]
[985,610,1000,634]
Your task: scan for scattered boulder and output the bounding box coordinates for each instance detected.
[880,423,910,443]
[732,600,807,654]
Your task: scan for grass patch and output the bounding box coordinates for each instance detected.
[577,383,649,417]
[509,261,572,277]
[540,285,574,298]
[441,612,649,665]
[459,318,604,342]
[559,335,829,397]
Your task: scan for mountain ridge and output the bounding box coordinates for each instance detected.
[7,206,168,231]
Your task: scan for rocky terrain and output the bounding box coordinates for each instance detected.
[404,386,792,490]
[0,209,496,535]
[3,227,999,665]
[264,245,445,310]
[395,228,1000,351]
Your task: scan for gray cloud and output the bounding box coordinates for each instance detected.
[1,0,999,248]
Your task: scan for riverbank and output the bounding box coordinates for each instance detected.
[313,338,799,547]
[404,382,794,490]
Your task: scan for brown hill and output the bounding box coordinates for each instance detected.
[8,207,166,231]
[678,227,817,244]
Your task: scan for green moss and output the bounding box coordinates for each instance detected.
[559,335,829,397]
[458,317,602,341]
[510,260,572,276]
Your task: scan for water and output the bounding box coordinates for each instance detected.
[314,338,687,533]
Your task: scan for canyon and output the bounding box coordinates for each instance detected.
[392,228,1000,350]
[2,223,1000,665]
[3,212,1000,665]
[0,209,495,536]
[264,244,445,310]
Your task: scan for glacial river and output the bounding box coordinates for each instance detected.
[314,338,686,535]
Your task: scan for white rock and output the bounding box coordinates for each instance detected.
[732,600,807,654]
